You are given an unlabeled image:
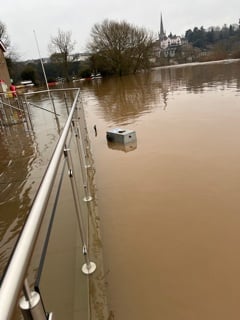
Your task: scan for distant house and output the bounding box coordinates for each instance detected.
[0,39,11,92]
[160,35,182,57]
[68,52,91,62]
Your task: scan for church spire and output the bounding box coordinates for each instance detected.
[159,13,165,40]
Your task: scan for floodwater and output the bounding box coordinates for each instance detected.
[1,60,240,320]
[82,60,240,320]
[0,93,67,278]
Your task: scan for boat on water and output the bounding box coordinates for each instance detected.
[16,80,35,89]
[91,72,102,79]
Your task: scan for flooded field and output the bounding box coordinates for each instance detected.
[82,60,240,320]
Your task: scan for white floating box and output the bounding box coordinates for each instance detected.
[106,128,137,144]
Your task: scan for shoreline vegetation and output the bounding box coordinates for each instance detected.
[3,19,240,84]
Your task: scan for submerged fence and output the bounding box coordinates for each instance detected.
[0,88,97,319]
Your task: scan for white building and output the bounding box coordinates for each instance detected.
[159,14,183,58]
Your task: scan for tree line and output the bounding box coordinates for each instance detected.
[1,19,240,85]
[1,20,154,84]
[185,23,240,49]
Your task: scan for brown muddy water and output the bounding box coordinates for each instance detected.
[1,60,240,319]
[82,60,240,320]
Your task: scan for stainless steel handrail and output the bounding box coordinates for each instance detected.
[24,88,78,95]
[0,89,80,319]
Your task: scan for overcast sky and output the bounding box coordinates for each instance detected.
[1,0,240,60]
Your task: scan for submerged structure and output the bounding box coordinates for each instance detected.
[106,128,137,144]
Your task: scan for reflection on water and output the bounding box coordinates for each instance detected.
[107,141,137,152]
[81,73,164,125]
[82,60,240,126]
[0,93,68,279]
[0,124,36,276]
[82,60,240,320]
[152,60,240,94]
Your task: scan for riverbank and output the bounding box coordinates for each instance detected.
[152,57,240,70]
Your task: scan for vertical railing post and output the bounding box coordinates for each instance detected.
[77,99,91,168]
[48,91,61,134]
[64,147,96,275]
[72,121,92,202]
[19,279,48,320]
[18,96,26,124]
[0,96,8,126]
[24,94,34,131]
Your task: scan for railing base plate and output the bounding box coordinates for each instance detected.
[82,262,96,275]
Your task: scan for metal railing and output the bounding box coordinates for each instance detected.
[0,88,96,319]
[0,92,29,129]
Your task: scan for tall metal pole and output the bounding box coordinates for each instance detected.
[33,30,60,133]
[33,30,50,92]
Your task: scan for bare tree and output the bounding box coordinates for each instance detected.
[49,29,76,81]
[0,20,10,49]
[88,20,154,76]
